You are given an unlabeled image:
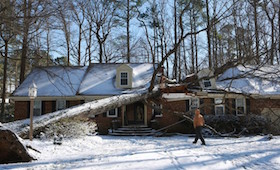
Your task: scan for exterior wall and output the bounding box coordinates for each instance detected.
[94,110,122,135]
[14,101,29,120]
[250,99,280,114]
[201,98,214,115]
[67,100,84,108]
[42,101,55,115]
[151,100,191,133]
[14,100,84,120]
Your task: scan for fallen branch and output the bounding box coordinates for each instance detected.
[144,99,247,138]
[5,90,160,138]
[26,145,41,153]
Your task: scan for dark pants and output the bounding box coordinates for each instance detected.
[193,126,205,145]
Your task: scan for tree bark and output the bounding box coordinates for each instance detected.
[253,0,260,64]
[20,0,32,84]
[0,125,34,163]
[206,0,212,69]
[1,40,8,121]
[126,0,130,63]
[173,0,178,80]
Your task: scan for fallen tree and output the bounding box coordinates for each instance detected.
[5,90,160,138]
[0,124,34,164]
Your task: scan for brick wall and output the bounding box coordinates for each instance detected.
[201,98,214,115]
[42,101,55,115]
[67,100,84,108]
[94,113,122,135]
[250,99,280,114]
[14,100,84,120]
[152,100,191,133]
[14,101,29,120]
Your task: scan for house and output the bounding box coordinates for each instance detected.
[11,63,177,135]
[12,63,280,135]
[171,65,280,133]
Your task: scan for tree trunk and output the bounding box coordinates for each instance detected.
[78,23,82,66]
[278,0,280,62]
[127,0,130,63]
[271,22,275,65]
[190,9,195,74]
[98,38,103,63]
[173,0,178,80]
[5,92,160,138]
[88,25,92,64]
[20,0,31,84]
[46,26,50,66]
[253,0,260,64]
[0,125,34,163]
[206,0,212,69]
[1,40,8,122]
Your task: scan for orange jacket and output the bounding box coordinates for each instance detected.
[193,110,205,128]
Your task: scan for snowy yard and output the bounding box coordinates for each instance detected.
[1,135,280,170]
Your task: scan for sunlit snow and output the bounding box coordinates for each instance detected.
[1,135,279,170]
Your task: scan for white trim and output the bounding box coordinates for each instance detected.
[120,71,129,86]
[215,98,225,115]
[236,98,246,116]
[33,100,42,116]
[162,93,192,102]
[203,79,211,88]
[107,108,118,118]
[56,99,66,111]
[152,103,163,117]
[190,97,199,111]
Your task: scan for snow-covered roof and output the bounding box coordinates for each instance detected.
[216,65,280,95]
[12,63,156,97]
[78,63,155,95]
[13,66,87,97]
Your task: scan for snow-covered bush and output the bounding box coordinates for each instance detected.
[204,115,241,133]
[204,114,269,134]
[240,114,268,134]
[37,116,97,139]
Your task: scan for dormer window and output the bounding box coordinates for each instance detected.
[120,72,128,86]
[116,64,132,88]
[203,79,211,88]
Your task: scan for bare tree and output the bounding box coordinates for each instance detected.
[85,0,118,63]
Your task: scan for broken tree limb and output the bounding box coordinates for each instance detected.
[5,90,160,138]
[144,99,247,138]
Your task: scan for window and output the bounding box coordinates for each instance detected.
[152,103,162,117]
[190,98,199,113]
[120,72,128,86]
[107,108,118,118]
[203,79,211,88]
[236,98,245,115]
[56,99,66,111]
[215,98,225,115]
[33,100,41,116]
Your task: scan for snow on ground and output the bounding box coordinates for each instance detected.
[1,135,280,170]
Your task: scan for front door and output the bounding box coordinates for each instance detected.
[134,102,144,125]
[124,102,145,126]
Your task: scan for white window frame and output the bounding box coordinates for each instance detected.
[56,99,66,111]
[33,100,42,116]
[152,103,163,117]
[120,72,129,86]
[190,98,199,112]
[203,79,211,88]
[215,98,225,115]
[107,108,118,118]
[236,98,245,116]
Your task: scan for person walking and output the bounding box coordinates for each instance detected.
[193,108,206,145]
